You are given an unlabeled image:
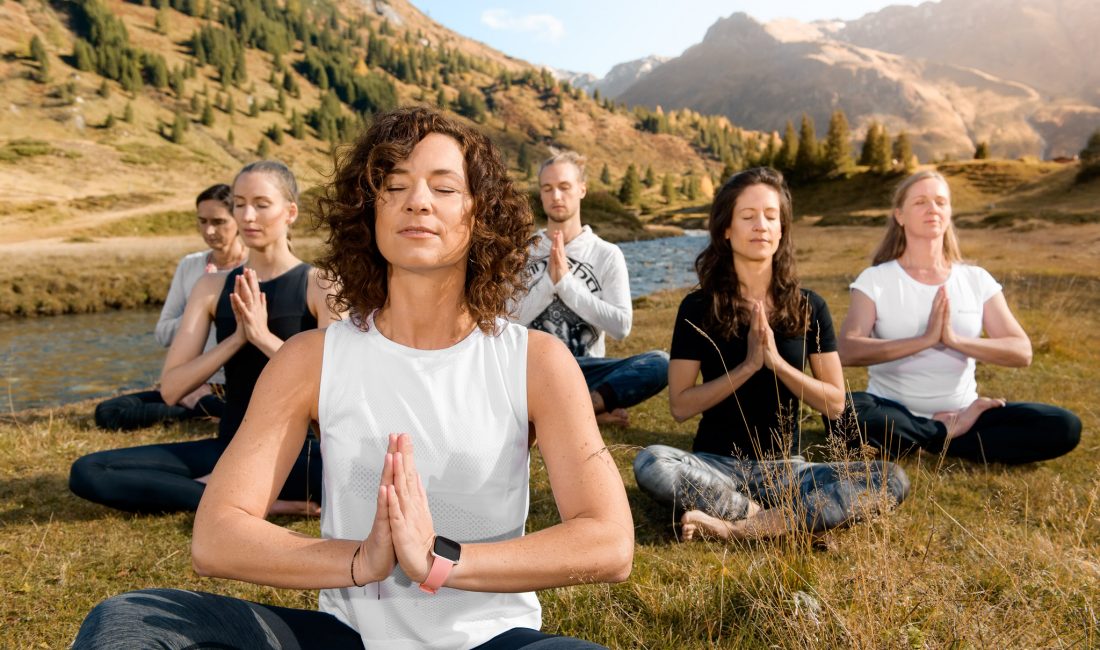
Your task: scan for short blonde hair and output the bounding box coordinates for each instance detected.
[538,151,587,183]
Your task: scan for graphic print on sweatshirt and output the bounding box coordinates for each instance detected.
[527,255,603,356]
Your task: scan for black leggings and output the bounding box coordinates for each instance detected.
[850,392,1081,465]
[73,589,604,649]
[69,436,321,513]
[94,390,225,431]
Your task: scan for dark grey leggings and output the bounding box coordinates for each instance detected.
[72,589,606,649]
[850,393,1081,465]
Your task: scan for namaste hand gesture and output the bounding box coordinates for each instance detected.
[229,268,272,346]
[744,301,782,372]
[923,286,960,349]
[354,434,438,585]
[548,230,571,284]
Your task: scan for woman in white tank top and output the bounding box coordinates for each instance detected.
[73,107,633,650]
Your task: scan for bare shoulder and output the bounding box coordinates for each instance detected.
[526,329,574,370]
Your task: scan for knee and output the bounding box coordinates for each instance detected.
[882,461,911,505]
[1051,408,1082,456]
[94,396,135,431]
[632,445,681,492]
[76,589,166,645]
[69,451,119,506]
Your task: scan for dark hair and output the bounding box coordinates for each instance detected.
[195,183,231,209]
[314,106,534,333]
[694,166,807,338]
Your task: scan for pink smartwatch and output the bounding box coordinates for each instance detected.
[419,535,461,594]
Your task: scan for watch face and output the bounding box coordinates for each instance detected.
[433,535,462,562]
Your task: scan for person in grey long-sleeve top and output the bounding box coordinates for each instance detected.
[513,152,669,426]
[94,184,246,431]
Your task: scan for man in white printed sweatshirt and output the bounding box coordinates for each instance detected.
[513,151,669,425]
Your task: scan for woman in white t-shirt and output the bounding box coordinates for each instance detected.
[838,171,1080,464]
[73,107,632,650]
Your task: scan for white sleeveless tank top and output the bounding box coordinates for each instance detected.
[317,316,540,649]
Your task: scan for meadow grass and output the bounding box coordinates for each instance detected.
[1,226,1097,648]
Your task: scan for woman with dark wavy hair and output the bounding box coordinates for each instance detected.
[633,167,909,541]
[73,107,632,650]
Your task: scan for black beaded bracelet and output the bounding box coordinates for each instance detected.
[350,545,367,587]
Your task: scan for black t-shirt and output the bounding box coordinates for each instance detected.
[670,289,837,459]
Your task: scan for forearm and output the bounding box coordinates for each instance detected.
[838,334,934,367]
[773,360,846,417]
[443,516,632,592]
[670,362,756,422]
[161,337,244,404]
[192,509,371,589]
[250,331,286,358]
[556,274,631,339]
[947,334,1032,367]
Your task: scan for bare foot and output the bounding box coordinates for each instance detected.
[680,510,736,541]
[934,396,1006,439]
[595,408,630,426]
[268,500,321,517]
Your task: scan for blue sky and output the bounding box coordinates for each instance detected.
[410,1,930,77]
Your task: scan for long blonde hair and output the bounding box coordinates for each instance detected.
[871,170,962,265]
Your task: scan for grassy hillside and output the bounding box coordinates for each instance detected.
[0,0,729,246]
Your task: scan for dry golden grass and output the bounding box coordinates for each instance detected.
[1,221,1097,648]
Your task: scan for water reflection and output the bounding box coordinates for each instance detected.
[1,233,709,411]
[1,309,162,411]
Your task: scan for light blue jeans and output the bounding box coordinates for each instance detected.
[576,350,669,411]
[633,445,910,533]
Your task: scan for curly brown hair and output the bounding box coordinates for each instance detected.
[314,106,534,333]
[695,166,808,338]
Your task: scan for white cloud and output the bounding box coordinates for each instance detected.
[480,9,564,43]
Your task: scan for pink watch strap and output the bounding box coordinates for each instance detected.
[419,555,455,594]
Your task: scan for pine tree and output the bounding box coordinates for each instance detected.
[974,141,990,160]
[794,113,819,180]
[30,35,49,83]
[893,131,916,172]
[1076,128,1100,183]
[123,102,134,123]
[618,164,642,205]
[859,121,879,166]
[822,109,852,175]
[227,128,235,146]
[720,161,737,185]
[201,99,215,126]
[257,137,270,158]
[871,124,892,174]
[104,112,116,129]
[225,94,235,119]
[517,143,530,175]
[776,120,798,172]
[170,111,187,143]
[290,109,305,139]
[269,123,284,145]
[98,79,111,98]
[435,87,447,109]
[599,163,612,185]
[644,165,656,188]
[73,39,95,72]
[155,7,170,34]
[660,173,677,203]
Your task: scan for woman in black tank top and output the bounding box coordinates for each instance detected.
[69,161,339,514]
